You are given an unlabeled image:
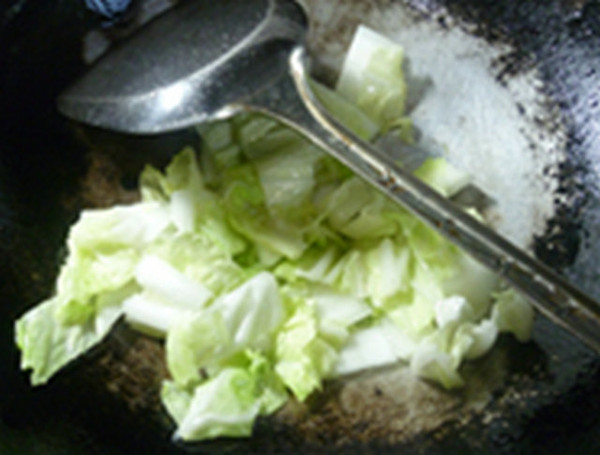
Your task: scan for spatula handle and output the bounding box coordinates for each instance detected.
[247,47,600,353]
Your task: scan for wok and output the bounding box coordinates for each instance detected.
[2,0,600,453]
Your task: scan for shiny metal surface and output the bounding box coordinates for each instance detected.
[59,0,304,132]
[58,0,600,352]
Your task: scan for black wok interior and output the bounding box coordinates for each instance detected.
[2,0,600,454]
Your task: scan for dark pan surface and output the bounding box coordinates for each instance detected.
[2,1,600,454]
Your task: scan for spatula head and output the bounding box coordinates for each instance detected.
[58,0,307,134]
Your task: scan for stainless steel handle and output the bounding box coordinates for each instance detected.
[245,47,600,353]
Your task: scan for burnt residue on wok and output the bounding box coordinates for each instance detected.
[2,0,600,454]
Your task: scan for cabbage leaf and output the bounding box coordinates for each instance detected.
[14,25,534,444]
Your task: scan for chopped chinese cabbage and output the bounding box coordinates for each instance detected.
[14,24,535,444]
